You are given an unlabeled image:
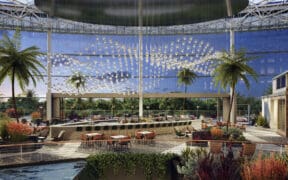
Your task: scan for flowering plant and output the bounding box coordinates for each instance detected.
[210,127,223,140]
[31,111,41,120]
[6,121,33,142]
[242,154,288,179]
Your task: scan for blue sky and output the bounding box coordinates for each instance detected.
[1,29,288,98]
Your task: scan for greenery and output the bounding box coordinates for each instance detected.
[177,148,208,179]
[257,115,269,128]
[222,127,244,141]
[178,147,241,179]
[0,29,44,122]
[68,72,86,94]
[211,48,258,127]
[177,68,197,111]
[0,116,11,140]
[0,94,261,120]
[78,153,177,180]
[6,121,32,142]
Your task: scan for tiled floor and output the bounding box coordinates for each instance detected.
[0,121,287,167]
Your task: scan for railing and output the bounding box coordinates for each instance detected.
[0,138,288,167]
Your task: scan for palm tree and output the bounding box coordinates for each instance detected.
[68,72,86,94]
[212,48,258,128]
[177,68,197,112]
[68,72,86,114]
[0,29,44,122]
[25,89,36,98]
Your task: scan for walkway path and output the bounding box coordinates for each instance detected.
[164,121,288,155]
[1,121,288,167]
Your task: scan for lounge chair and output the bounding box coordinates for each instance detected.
[174,127,185,138]
[37,127,50,142]
[52,130,66,141]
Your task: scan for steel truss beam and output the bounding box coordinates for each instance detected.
[0,0,287,34]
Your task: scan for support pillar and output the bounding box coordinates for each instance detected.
[46,27,52,123]
[52,97,60,119]
[138,0,143,119]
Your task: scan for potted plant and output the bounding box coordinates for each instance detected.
[241,141,256,157]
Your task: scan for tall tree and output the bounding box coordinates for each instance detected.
[0,29,44,122]
[177,68,197,112]
[68,72,86,111]
[212,48,258,128]
[68,72,86,94]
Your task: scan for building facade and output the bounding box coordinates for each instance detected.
[262,71,288,136]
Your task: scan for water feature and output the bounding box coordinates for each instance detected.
[0,161,85,180]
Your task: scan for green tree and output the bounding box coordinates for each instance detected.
[177,68,197,111]
[212,48,258,128]
[68,72,86,94]
[0,29,44,122]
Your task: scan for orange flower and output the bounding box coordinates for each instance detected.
[7,121,32,136]
[210,127,223,139]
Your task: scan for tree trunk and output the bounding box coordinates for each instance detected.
[12,68,19,123]
[182,85,187,113]
[226,87,235,131]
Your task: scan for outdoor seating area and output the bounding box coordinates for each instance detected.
[1,0,288,179]
[79,129,158,151]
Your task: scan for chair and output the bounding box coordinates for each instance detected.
[52,130,66,141]
[135,130,144,144]
[37,127,50,142]
[118,135,131,151]
[105,135,114,150]
[144,130,156,144]
[174,127,185,138]
[80,133,89,148]
[93,134,104,147]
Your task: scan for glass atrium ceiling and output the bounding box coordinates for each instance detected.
[0,0,287,98]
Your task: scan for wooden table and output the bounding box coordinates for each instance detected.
[111,135,127,139]
[137,131,153,135]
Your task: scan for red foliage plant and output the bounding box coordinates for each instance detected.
[242,154,288,180]
[6,121,33,137]
[5,108,17,118]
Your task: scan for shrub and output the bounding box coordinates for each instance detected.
[257,115,269,127]
[5,108,17,118]
[178,149,241,180]
[242,154,288,180]
[0,118,11,140]
[197,154,241,180]
[78,153,177,180]
[0,112,8,118]
[222,127,243,140]
[6,121,33,142]
[5,108,23,118]
[177,148,208,179]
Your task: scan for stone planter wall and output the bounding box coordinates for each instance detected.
[50,120,193,140]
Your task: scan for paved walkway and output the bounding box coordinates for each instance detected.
[1,121,288,167]
[163,121,288,155]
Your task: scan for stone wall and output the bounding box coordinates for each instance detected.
[50,120,193,140]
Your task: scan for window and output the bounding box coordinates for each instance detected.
[276,75,286,89]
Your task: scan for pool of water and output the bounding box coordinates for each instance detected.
[0,161,85,180]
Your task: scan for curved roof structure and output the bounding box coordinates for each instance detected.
[34,0,248,26]
[0,1,286,35]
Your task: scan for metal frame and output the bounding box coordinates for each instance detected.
[0,1,288,35]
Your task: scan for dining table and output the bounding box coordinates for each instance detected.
[137,131,153,135]
[110,135,128,140]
